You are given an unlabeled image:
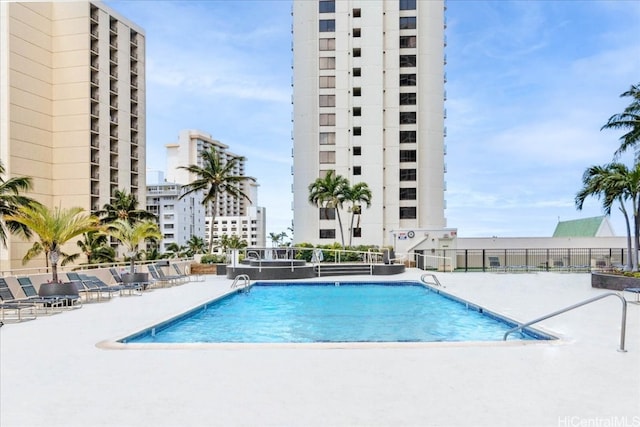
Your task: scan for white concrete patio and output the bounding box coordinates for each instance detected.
[1,271,638,427]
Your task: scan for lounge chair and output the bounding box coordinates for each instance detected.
[17,277,81,309]
[146,265,173,288]
[79,274,122,299]
[171,263,192,282]
[0,280,38,322]
[488,256,504,272]
[108,268,144,295]
[155,263,187,285]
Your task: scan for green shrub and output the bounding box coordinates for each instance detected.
[201,254,226,264]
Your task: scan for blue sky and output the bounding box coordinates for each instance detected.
[106,0,640,239]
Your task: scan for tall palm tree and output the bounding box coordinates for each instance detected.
[76,230,115,264]
[96,189,156,225]
[0,160,39,248]
[575,162,640,270]
[308,171,349,246]
[602,83,640,159]
[6,204,100,282]
[178,147,255,253]
[345,182,372,247]
[105,219,162,273]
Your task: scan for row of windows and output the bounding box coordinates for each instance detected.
[319,228,362,239]
[318,130,417,144]
[319,37,417,51]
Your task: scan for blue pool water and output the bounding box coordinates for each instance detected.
[124,282,550,344]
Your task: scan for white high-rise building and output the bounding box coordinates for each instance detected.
[292,0,446,247]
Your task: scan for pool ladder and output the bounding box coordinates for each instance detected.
[420,273,444,288]
[231,274,251,293]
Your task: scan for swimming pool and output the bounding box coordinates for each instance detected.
[121,282,553,344]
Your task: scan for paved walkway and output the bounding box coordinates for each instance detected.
[1,271,638,426]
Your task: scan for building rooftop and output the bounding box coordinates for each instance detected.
[1,271,637,426]
[552,215,613,237]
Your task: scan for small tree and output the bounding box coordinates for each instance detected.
[6,205,99,282]
[105,219,162,273]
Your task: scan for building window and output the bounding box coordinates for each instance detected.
[400,54,416,67]
[319,95,336,107]
[352,227,362,237]
[353,87,361,96]
[400,0,417,10]
[400,36,417,48]
[353,8,361,17]
[319,0,335,13]
[353,68,361,77]
[319,76,336,88]
[400,93,417,105]
[320,229,336,239]
[319,38,336,51]
[400,17,416,29]
[400,131,416,143]
[400,169,417,181]
[400,74,416,86]
[319,19,335,32]
[319,132,336,144]
[353,127,361,136]
[353,146,361,155]
[400,112,417,124]
[400,150,417,162]
[353,166,361,175]
[399,188,417,200]
[319,151,336,163]
[399,206,417,219]
[319,207,336,220]
[319,114,336,126]
[353,28,361,37]
[353,107,361,116]
[353,48,361,57]
[319,57,336,69]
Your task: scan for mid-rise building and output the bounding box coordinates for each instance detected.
[146,181,206,252]
[165,129,266,249]
[292,0,447,247]
[0,1,145,270]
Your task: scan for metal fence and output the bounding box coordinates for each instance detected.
[419,248,628,272]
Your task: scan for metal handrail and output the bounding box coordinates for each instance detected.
[420,273,443,287]
[503,292,628,352]
[230,274,250,292]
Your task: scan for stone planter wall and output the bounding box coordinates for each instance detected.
[591,272,640,291]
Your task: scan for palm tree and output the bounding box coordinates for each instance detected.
[575,162,640,270]
[105,219,162,273]
[602,83,640,159]
[0,160,39,248]
[96,189,157,225]
[186,235,207,256]
[308,171,349,246]
[178,148,255,253]
[76,230,115,264]
[345,182,372,247]
[5,204,100,282]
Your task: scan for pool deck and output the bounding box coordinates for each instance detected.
[1,270,638,426]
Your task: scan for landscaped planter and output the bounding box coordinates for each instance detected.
[190,263,220,275]
[39,281,80,306]
[591,272,640,291]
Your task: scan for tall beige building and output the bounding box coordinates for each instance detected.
[292,0,447,247]
[0,1,145,270]
[165,129,266,249]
